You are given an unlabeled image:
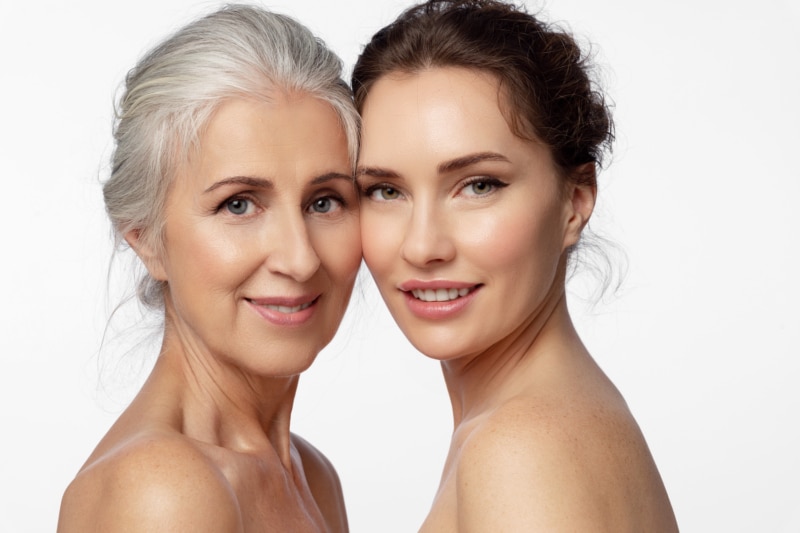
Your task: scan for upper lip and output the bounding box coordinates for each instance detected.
[398,280,479,291]
[246,294,320,307]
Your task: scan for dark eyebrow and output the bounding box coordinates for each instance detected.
[204,176,273,193]
[438,152,510,174]
[355,166,399,179]
[356,152,509,180]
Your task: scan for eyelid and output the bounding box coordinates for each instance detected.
[458,175,508,197]
[215,192,261,217]
[305,191,348,215]
[362,182,405,202]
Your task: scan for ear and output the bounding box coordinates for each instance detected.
[562,166,597,249]
[124,228,167,281]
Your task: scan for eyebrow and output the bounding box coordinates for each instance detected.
[311,172,354,185]
[204,172,352,194]
[437,152,510,173]
[355,166,399,179]
[356,151,510,179]
[204,176,272,194]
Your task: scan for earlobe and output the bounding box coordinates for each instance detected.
[124,229,168,281]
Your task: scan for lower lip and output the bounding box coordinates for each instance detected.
[402,287,480,320]
[246,298,317,326]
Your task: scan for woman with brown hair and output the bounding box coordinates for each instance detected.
[353,1,678,530]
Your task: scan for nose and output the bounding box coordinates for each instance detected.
[400,200,456,267]
[264,209,321,282]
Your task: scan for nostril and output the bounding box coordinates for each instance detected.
[400,230,456,266]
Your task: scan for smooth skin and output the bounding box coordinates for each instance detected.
[58,94,360,532]
[357,67,678,532]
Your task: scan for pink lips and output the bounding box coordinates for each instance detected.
[398,280,481,320]
[246,295,319,326]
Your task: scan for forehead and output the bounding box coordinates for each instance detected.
[358,68,524,165]
[180,95,350,187]
[209,95,345,156]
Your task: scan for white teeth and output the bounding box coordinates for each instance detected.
[411,287,472,302]
[264,302,312,313]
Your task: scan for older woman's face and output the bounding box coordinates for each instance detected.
[147,95,360,376]
[357,68,591,361]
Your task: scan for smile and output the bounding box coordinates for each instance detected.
[245,295,320,326]
[259,301,314,314]
[410,288,474,302]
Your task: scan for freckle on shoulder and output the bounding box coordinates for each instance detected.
[453,392,658,531]
[459,388,643,477]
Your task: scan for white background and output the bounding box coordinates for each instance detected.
[1,0,798,531]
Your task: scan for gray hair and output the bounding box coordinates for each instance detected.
[103,4,359,309]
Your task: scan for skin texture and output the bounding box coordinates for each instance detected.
[357,67,678,532]
[58,94,360,532]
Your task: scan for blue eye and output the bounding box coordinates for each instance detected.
[225,198,250,215]
[309,196,341,214]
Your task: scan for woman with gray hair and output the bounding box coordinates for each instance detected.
[58,5,358,531]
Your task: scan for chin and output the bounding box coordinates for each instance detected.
[241,343,323,378]
[402,329,474,362]
[262,358,317,378]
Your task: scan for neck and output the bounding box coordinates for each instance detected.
[146,315,301,467]
[440,268,583,427]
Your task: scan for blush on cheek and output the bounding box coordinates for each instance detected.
[464,207,565,285]
[360,218,395,273]
[459,212,531,263]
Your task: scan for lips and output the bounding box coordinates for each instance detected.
[246,295,320,326]
[259,301,314,313]
[410,287,474,302]
[247,295,318,308]
[398,281,481,319]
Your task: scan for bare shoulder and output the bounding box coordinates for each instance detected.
[58,432,241,533]
[291,433,348,533]
[456,393,677,532]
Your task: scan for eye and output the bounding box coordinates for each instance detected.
[461,177,507,197]
[367,185,402,201]
[224,197,253,215]
[466,181,492,195]
[308,196,343,214]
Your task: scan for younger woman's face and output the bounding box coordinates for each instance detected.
[133,95,361,376]
[357,67,592,360]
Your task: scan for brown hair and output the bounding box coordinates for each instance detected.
[352,0,613,186]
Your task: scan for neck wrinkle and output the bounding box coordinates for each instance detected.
[158,301,300,468]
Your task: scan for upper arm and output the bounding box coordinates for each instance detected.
[58,438,242,533]
[292,434,348,533]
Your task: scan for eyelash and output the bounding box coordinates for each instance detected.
[362,183,403,202]
[218,194,258,216]
[360,176,508,202]
[216,192,349,217]
[459,176,508,197]
[305,193,347,215]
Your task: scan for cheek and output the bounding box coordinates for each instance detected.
[458,206,563,276]
[164,223,260,292]
[315,219,362,282]
[360,210,400,278]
